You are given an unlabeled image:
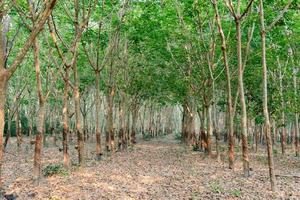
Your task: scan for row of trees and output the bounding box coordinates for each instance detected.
[0,0,298,193]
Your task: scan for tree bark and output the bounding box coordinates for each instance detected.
[73,0,85,165]
[212,0,235,169]
[206,105,213,155]
[73,60,85,165]
[236,16,250,177]
[278,58,286,154]
[0,74,7,189]
[106,86,115,152]
[259,0,276,191]
[95,71,102,159]
[62,68,70,168]
[118,91,126,150]
[33,38,46,182]
[293,68,299,157]
[131,100,139,145]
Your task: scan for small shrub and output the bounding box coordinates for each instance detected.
[230,188,241,197]
[43,164,69,177]
[174,132,182,141]
[209,181,223,193]
[142,133,152,141]
[192,144,199,151]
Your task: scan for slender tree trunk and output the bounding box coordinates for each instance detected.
[15,107,21,150]
[106,86,115,152]
[255,126,259,153]
[259,0,276,190]
[0,76,7,189]
[33,39,46,182]
[200,109,207,151]
[73,61,85,165]
[62,68,70,168]
[33,101,45,181]
[236,17,250,177]
[131,101,138,144]
[293,68,299,156]
[212,0,235,169]
[95,71,102,159]
[73,0,85,166]
[118,91,126,150]
[206,105,213,156]
[278,58,286,154]
[4,114,11,149]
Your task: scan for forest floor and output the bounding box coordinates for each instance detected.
[2,134,300,200]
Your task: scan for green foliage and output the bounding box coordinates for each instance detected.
[209,181,224,194]
[142,132,152,141]
[43,164,69,177]
[174,132,183,141]
[230,188,242,197]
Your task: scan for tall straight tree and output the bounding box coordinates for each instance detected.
[211,0,235,170]
[224,0,254,177]
[258,0,291,190]
[48,0,96,166]
[0,0,57,190]
[258,0,276,191]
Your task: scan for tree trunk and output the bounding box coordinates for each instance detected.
[33,102,45,182]
[95,71,102,159]
[212,0,235,169]
[259,0,276,190]
[206,105,212,155]
[236,18,250,177]
[4,113,11,149]
[293,68,299,157]
[15,107,21,150]
[131,101,139,145]
[62,68,70,168]
[73,63,85,165]
[33,38,46,182]
[118,91,126,150]
[278,58,286,154]
[106,86,115,152]
[0,75,7,189]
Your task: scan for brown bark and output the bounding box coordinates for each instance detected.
[206,106,212,155]
[118,91,126,150]
[73,0,85,166]
[33,38,46,182]
[3,113,11,149]
[62,67,70,168]
[236,15,250,177]
[73,60,85,165]
[0,0,58,185]
[131,100,139,145]
[33,102,45,182]
[95,71,102,159]
[0,73,7,189]
[293,68,299,157]
[0,4,58,183]
[15,107,21,149]
[106,85,115,152]
[259,0,276,190]
[278,57,286,154]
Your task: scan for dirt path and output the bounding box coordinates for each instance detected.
[2,135,300,199]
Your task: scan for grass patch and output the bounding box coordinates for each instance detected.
[43,164,69,177]
[230,188,241,197]
[209,181,224,194]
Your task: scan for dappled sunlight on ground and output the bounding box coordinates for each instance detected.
[1,136,300,199]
